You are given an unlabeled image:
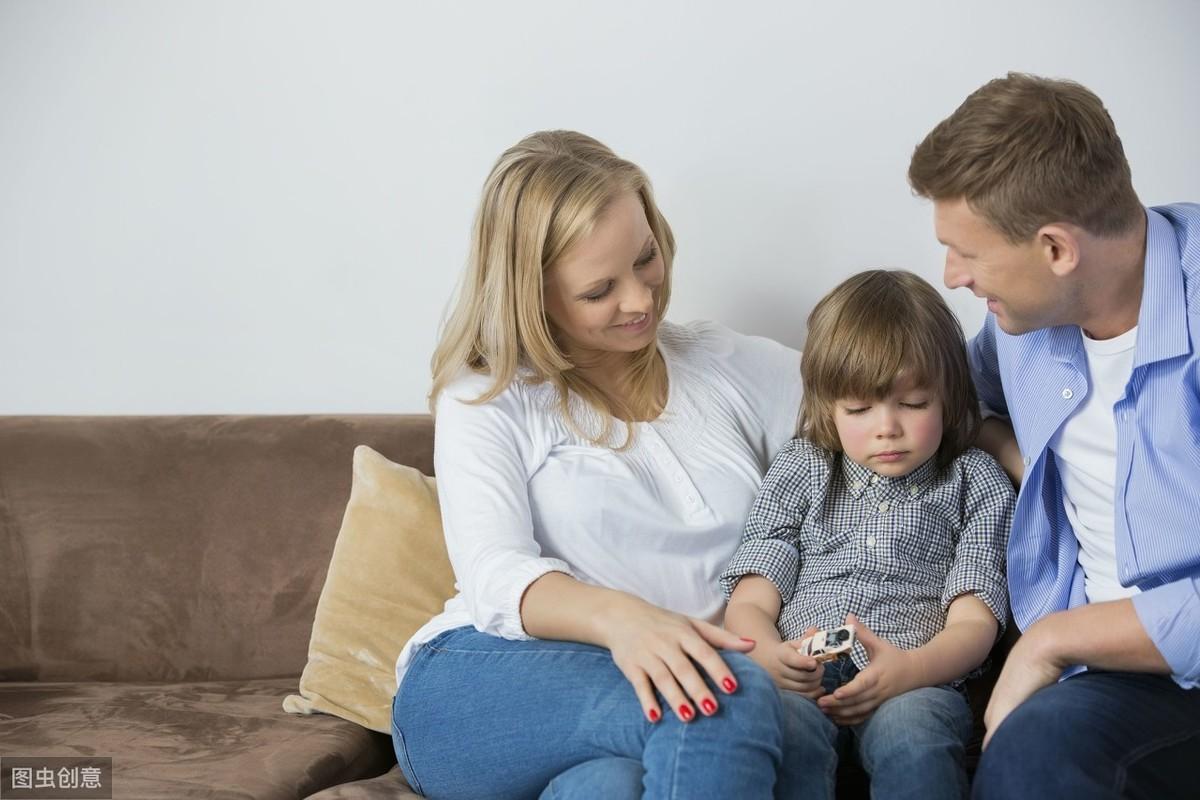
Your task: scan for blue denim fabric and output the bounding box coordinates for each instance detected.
[973,671,1200,800]
[391,626,784,800]
[537,757,643,799]
[778,658,973,800]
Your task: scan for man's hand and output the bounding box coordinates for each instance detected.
[816,614,921,726]
[981,619,1066,749]
[981,600,1173,749]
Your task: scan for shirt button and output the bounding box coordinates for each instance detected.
[870,475,879,485]
[909,485,921,496]
[1062,388,1074,399]
[686,494,697,504]
[878,501,889,513]
[866,536,876,547]
[851,481,863,491]
[1022,456,1031,466]
[673,474,684,484]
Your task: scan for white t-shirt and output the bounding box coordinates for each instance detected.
[1049,325,1140,604]
[395,320,803,685]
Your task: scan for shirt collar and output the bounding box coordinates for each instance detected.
[840,454,938,499]
[1134,207,1188,368]
[1042,208,1184,371]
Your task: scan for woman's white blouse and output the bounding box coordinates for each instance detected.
[395,320,803,685]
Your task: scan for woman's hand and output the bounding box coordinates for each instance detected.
[816,614,920,726]
[600,594,756,724]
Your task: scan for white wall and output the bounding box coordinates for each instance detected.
[2,0,1197,414]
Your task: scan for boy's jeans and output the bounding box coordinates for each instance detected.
[778,657,973,800]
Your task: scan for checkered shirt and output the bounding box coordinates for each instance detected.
[720,438,1014,672]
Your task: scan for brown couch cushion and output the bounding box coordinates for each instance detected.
[0,415,433,683]
[307,766,420,799]
[0,678,395,799]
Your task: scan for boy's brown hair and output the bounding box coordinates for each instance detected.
[799,270,979,468]
[908,72,1142,242]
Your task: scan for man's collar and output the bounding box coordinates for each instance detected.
[1133,207,1189,368]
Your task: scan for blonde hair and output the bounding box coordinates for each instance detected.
[799,270,979,468]
[429,130,676,446]
[908,72,1142,242]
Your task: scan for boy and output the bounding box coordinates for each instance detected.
[721,270,1014,800]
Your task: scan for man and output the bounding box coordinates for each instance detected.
[909,72,1200,799]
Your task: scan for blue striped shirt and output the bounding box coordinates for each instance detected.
[969,203,1200,688]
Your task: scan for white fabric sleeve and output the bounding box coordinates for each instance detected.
[699,321,803,461]
[433,374,574,640]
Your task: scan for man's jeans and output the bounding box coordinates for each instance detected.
[391,626,784,800]
[973,671,1200,799]
[778,657,973,800]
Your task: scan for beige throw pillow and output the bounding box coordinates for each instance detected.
[283,445,455,733]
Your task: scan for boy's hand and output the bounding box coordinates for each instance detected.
[817,614,920,726]
[765,626,826,698]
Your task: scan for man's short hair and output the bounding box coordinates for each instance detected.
[908,72,1142,241]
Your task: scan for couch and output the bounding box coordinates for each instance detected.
[0,415,425,798]
[0,414,1013,799]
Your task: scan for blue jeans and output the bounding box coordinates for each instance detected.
[973,671,1200,799]
[391,626,784,800]
[778,658,973,800]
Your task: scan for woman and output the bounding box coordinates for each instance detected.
[392,130,802,799]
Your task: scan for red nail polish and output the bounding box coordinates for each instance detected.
[701,698,717,715]
[722,677,738,693]
[740,637,756,644]
[648,708,660,722]
[679,704,694,721]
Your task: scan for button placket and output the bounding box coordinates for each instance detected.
[645,426,703,512]
[860,514,874,553]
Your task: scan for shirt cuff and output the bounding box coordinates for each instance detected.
[719,540,800,604]
[1131,577,1200,689]
[942,580,1009,637]
[495,558,576,641]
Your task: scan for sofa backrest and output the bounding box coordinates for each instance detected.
[0,415,434,683]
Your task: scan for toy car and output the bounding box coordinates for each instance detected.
[795,625,856,662]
